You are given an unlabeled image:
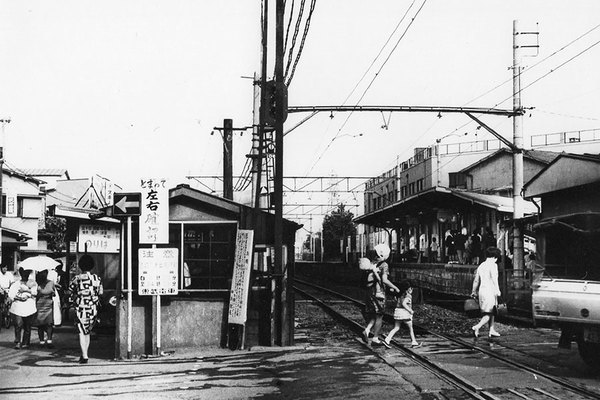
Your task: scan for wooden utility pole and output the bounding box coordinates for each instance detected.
[223,119,233,200]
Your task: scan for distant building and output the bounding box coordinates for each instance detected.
[1,166,46,269]
[356,141,559,263]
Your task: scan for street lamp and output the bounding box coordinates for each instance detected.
[435,132,467,187]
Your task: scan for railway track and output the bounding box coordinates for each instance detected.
[294,279,600,400]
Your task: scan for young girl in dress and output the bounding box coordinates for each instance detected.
[383,280,420,348]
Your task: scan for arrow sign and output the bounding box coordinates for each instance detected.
[113,192,141,216]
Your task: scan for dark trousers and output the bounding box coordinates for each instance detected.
[12,314,34,345]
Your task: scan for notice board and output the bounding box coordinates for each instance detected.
[228,229,254,325]
[138,248,179,295]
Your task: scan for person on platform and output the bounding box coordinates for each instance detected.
[361,244,399,346]
[429,236,439,263]
[69,255,103,364]
[8,268,38,349]
[470,247,502,338]
[35,269,56,347]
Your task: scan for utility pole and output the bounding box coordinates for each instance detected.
[223,119,233,200]
[512,20,525,272]
[0,118,9,266]
[273,0,285,346]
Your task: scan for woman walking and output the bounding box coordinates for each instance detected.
[35,269,56,347]
[471,247,502,338]
[362,244,399,345]
[69,255,103,364]
[8,268,38,349]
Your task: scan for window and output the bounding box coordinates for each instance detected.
[182,223,236,290]
[400,186,407,199]
[416,179,424,192]
[409,182,415,195]
[1,196,30,217]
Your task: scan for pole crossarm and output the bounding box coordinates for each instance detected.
[465,112,519,152]
[287,105,521,117]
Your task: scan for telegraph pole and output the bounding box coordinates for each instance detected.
[274,0,285,346]
[0,118,10,266]
[223,119,233,200]
[512,20,525,272]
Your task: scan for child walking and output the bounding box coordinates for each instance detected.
[383,280,420,348]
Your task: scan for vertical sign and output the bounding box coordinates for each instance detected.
[5,194,16,217]
[139,178,168,244]
[138,248,179,295]
[228,230,254,325]
[105,181,114,206]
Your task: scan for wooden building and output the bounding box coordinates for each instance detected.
[115,184,301,357]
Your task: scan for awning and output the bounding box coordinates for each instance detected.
[448,189,537,214]
[48,204,120,224]
[533,212,600,234]
[1,226,31,245]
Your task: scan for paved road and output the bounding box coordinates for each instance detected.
[0,323,431,399]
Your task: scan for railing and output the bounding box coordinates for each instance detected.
[530,128,600,147]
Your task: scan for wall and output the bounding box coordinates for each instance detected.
[116,296,228,357]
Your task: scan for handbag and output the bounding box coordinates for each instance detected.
[464,297,480,318]
[495,296,508,317]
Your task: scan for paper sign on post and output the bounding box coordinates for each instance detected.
[228,230,254,325]
[138,248,179,295]
[139,178,169,244]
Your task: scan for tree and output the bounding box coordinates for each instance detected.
[44,215,67,253]
[322,204,356,261]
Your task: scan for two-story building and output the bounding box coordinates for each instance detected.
[1,166,46,269]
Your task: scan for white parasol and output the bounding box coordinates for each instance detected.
[17,255,60,272]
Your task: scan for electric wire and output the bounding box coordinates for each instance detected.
[283,0,296,57]
[375,24,600,175]
[337,0,418,112]
[464,22,600,107]
[285,0,317,87]
[305,0,428,176]
[284,0,306,79]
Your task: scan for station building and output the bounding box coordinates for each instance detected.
[113,184,301,357]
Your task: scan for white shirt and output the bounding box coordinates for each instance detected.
[8,280,38,317]
[0,271,14,291]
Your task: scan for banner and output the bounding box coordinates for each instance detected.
[228,230,254,325]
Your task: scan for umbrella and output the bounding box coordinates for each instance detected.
[18,255,60,272]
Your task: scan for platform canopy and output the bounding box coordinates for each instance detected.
[354,186,536,228]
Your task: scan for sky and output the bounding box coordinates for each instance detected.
[1,1,599,227]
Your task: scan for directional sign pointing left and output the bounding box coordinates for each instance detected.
[113,192,141,216]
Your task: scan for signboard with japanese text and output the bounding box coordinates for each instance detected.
[5,194,16,217]
[228,230,254,325]
[139,178,169,244]
[138,248,179,295]
[78,224,121,253]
